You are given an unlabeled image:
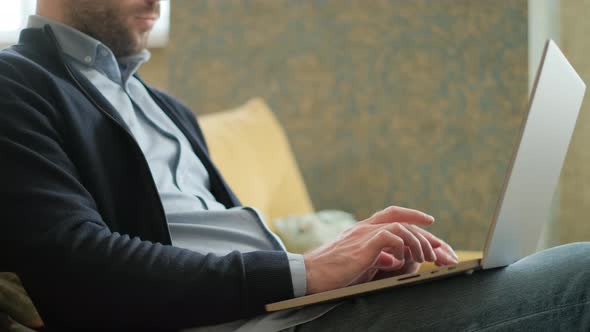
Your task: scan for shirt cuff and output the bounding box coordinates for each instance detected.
[286,252,307,297]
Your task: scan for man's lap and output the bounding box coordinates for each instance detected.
[295,242,590,331]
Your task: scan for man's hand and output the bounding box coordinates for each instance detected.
[303,206,459,295]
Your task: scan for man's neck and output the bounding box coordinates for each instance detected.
[35,1,69,28]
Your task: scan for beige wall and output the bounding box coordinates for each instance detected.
[140,1,530,251]
[139,1,590,248]
[140,48,169,91]
[560,0,590,243]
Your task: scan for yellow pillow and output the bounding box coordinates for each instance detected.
[199,98,314,231]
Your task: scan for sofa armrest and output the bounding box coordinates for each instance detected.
[0,273,43,330]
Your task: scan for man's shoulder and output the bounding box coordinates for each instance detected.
[0,45,72,130]
[0,44,63,88]
[0,46,35,80]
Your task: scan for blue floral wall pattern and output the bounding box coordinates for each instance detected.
[164,0,528,250]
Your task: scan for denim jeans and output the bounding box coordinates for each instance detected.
[294,242,590,331]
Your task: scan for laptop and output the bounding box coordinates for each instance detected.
[266,39,586,312]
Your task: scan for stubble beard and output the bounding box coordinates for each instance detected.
[65,1,152,57]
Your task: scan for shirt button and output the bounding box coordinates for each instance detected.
[84,56,92,63]
[100,49,109,57]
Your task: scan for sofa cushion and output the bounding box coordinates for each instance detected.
[199,98,315,231]
[0,273,43,329]
[274,210,357,253]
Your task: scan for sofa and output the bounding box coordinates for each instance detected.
[0,98,481,330]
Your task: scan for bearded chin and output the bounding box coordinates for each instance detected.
[67,2,149,57]
[85,20,148,57]
[105,31,148,57]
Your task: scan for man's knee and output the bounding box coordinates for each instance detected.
[544,242,589,260]
[516,242,590,274]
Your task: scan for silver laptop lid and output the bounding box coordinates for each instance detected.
[482,40,586,269]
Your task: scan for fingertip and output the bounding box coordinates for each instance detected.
[431,251,437,262]
[441,252,458,265]
[424,213,435,224]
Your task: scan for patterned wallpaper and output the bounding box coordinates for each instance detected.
[560,0,590,244]
[143,0,529,250]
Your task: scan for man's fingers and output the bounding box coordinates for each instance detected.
[383,223,424,262]
[440,242,459,261]
[368,206,435,227]
[374,247,420,279]
[373,251,404,270]
[411,228,436,262]
[368,230,405,260]
[434,247,458,266]
[409,224,444,249]
[410,225,458,261]
[403,224,458,263]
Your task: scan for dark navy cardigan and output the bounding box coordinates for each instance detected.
[0,26,293,331]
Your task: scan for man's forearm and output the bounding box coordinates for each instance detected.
[16,222,295,329]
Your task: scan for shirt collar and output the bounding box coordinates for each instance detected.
[27,15,150,86]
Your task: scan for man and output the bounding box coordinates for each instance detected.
[0,0,587,331]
